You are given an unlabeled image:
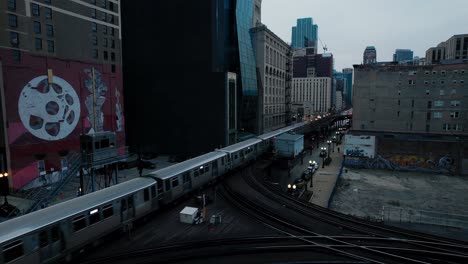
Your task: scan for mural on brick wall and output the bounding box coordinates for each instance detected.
[344,154,455,174]
[84,68,107,133]
[18,76,80,141]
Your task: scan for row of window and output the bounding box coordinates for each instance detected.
[404,69,466,75]
[406,80,465,85]
[90,35,116,49]
[34,38,55,52]
[91,0,115,11]
[33,21,54,37]
[91,8,115,23]
[31,3,53,19]
[396,111,460,119]
[91,22,116,37]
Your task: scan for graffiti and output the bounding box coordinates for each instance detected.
[115,88,123,132]
[346,148,365,157]
[18,75,80,140]
[344,154,455,174]
[84,68,108,133]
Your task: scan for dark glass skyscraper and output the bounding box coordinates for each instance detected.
[393,49,414,62]
[122,0,260,156]
[291,18,318,49]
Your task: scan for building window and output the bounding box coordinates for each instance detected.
[46,24,54,37]
[35,38,42,50]
[111,64,115,73]
[92,49,98,59]
[109,15,114,23]
[455,124,462,131]
[8,14,18,28]
[411,99,415,107]
[91,9,96,18]
[110,27,114,36]
[397,99,400,106]
[111,52,115,61]
[91,0,96,4]
[411,111,414,118]
[31,3,40,16]
[450,112,459,119]
[460,80,464,84]
[101,12,106,21]
[397,111,400,117]
[440,80,445,84]
[47,40,54,52]
[8,0,16,11]
[92,22,97,32]
[33,21,41,34]
[441,70,446,75]
[427,101,432,109]
[426,124,430,132]
[101,0,106,8]
[434,100,444,107]
[45,8,52,19]
[439,90,445,95]
[92,35,97,45]
[425,71,429,75]
[103,38,108,47]
[409,80,415,85]
[443,124,451,131]
[102,25,107,35]
[44,0,51,3]
[109,1,114,11]
[103,50,108,60]
[432,71,437,75]
[10,32,19,47]
[111,39,115,49]
[433,112,442,119]
[426,89,429,95]
[12,49,21,61]
[424,81,428,85]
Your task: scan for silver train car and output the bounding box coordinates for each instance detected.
[0,120,312,264]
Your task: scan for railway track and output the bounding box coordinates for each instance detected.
[218,166,468,263]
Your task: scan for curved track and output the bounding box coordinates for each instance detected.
[219,166,468,263]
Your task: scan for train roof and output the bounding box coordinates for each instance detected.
[0,177,155,244]
[217,138,261,153]
[149,151,226,180]
[257,128,288,140]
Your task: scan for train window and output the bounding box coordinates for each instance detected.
[101,139,110,148]
[39,230,49,248]
[72,215,87,232]
[204,165,210,173]
[150,185,156,198]
[194,169,199,177]
[103,204,114,218]
[121,199,127,211]
[51,226,60,242]
[89,208,101,225]
[128,196,134,210]
[165,179,170,191]
[234,154,238,159]
[172,177,179,188]
[156,179,163,193]
[3,240,24,263]
[182,172,190,183]
[212,160,218,169]
[144,188,149,201]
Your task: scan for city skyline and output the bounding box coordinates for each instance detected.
[262,0,468,70]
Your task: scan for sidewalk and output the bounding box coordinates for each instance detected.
[310,150,343,207]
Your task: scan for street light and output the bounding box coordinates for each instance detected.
[321,147,326,168]
[327,140,331,159]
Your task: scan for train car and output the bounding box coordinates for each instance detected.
[0,177,157,264]
[149,152,227,205]
[217,138,262,169]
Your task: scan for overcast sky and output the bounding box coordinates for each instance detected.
[262,0,468,71]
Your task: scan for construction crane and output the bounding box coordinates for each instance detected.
[319,38,328,53]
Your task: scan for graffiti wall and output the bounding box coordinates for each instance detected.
[0,48,125,188]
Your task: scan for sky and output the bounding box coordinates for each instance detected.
[262,0,468,71]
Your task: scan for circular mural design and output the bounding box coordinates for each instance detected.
[18,76,81,141]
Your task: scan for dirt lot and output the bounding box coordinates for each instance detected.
[330,169,468,219]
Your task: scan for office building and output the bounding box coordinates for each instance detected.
[393,49,414,63]
[122,0,260,156]
[252,25,292,133]
[426,34,468,64]
[0,0,124,188]
[293,50,333,78]
[291,18,318,49]
[353,63,468,134]
[292,77,331,114]
[363,46,377,64]
[343,68,353,108]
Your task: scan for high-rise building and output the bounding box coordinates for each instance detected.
[393,49,414,63]
[343,68,353,108]
[252,24,292,133]
[353,63,468,134]
[0,0,124,188]
[122,0,260,156]
[426,34,468,64]
[291,18,318,49]
[292,77,331,114]
[363,46,377,64]
[293,50,333,78]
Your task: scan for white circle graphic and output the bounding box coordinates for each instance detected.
[18,75,81,141]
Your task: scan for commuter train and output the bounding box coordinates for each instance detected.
[0,122,308,264]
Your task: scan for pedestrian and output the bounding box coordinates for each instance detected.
[337,147,340,153]
[137,158,143,176]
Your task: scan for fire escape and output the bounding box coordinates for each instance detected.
[285,48,293,125]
